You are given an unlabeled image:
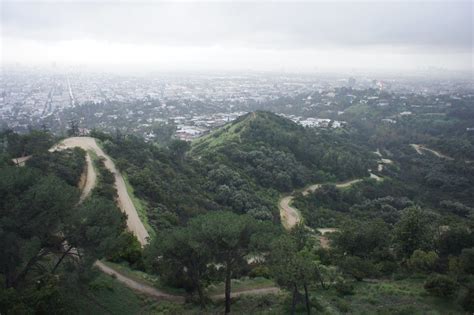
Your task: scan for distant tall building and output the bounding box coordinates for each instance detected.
[348,77,356,88]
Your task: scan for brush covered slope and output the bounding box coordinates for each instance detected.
[192,111,373,192]
[95,111,375,226]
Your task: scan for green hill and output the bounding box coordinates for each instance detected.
[87,112,375,225]
[192,111,374,192]
[191,111,303,153]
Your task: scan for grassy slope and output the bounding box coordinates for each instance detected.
[122,174,156,238]
[206,277,276,296]
[101,260,186,295]
[317,278,464,315]
[190,112,252,154]
[77,275,462,314]
[69,273,184,315]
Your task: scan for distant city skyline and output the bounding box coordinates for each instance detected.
[2,0,472,73]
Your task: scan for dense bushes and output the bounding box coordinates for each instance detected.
[424,274,459,297]
[407,250,439,273]
[0,160,127,313]
[27,148,86,186]
[292,179,413,227]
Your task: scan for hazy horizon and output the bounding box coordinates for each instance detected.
[2,0,473,74]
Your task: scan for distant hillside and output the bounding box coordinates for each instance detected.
[192,111,374,191]
[191,111,303,153]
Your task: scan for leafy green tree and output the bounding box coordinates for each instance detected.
[0,169,79,288]
[64,196,125,263]
[338,256,377,281]
[145,226,211,308]
[107,232,143,267]
[460,248,474,274]
[27,148,86,186]
[152,121,176,145]
[189,211,261,314]
[436,226,474,257]
[407,250,439,273]
[0,160,126,313]
[269,233,319,315]
[23,130,54,155]
[332,219,391,259]
[168,139,190,163]
[461,286,474,312]
[424,274,459,298]
[393,206,434,258]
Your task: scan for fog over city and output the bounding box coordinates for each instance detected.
[2,0,472,73]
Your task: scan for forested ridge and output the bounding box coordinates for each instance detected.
[1,109,474,314]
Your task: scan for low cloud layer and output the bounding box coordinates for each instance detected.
[2,1,472,72]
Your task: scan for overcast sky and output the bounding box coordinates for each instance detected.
[1,0,472,73]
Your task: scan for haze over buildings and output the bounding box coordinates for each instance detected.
[2,0,472,74]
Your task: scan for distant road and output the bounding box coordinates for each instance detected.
[410,144,474,163]
[410,144,454,160]
[51,137,149,246]
[279,151,388,231]
[279,178,364,231]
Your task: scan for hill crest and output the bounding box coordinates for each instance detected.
[190,111,302,154]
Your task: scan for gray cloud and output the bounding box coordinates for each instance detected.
[2,1,472,51]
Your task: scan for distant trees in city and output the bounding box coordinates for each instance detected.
[152,121,176,145]
[67,119,80,137]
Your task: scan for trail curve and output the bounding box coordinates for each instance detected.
[279,178,365,230]
[50,137,149,246]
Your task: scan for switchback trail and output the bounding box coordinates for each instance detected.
[279,178,365,230]
[95,260,280,302]
[51,137,149,245]
[94,261,185,302]
[49,137,278,302]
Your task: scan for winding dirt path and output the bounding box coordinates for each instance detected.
[95,261,279,302]
[79,153,97,202]
[278,146,391,232]
[279,178,365,230]
[410,144,454,160]
[50,137,149,246]
[94,261,185,302]
[50,137,278,302]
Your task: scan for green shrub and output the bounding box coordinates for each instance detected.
[334,281,354,296]
[376,260,399,275]
[107,232,143,267]
[334,298,351,312]
[249,265,271,278]
[407,250,439,273]
[460,286,474,312]
[423,274,459,298]
[339,256,377,281]
[460,248,474,274]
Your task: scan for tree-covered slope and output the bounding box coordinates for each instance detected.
[192,111,374,191]
[94,112,375,227]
